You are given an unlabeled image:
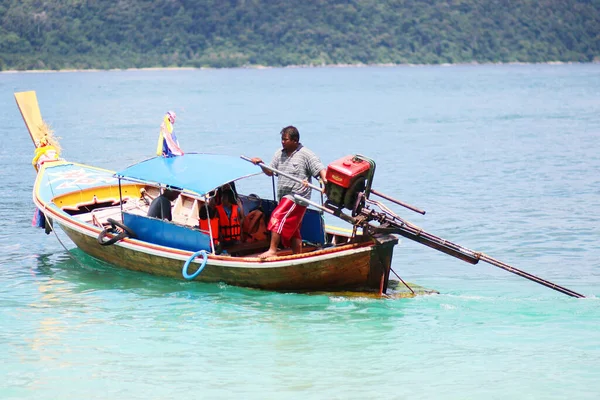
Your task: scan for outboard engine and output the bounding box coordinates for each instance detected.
[324,155,375,212]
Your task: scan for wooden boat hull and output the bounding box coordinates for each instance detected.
[28,159,399,295]
[28,156,399,295]
[19,90,400,296]
[33,158,398,294]
[59,220,397,293]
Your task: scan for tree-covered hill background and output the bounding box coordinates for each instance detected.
[1,0,598,71]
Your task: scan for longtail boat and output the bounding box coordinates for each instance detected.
[17,90,417,296]
[17,91,585,298]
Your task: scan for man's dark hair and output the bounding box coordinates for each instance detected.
[280,125,299,142]
[221,189,236,204]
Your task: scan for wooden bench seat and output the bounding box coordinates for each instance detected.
[75,200,147,227]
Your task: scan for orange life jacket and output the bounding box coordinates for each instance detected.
[199,213,220,243]
[242,209,268,243]
[216,204,241,242]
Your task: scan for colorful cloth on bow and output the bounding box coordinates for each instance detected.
[156,115,183,157]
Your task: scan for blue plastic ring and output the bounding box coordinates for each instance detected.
[182,250,208,280]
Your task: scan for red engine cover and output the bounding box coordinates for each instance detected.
[326,155,371,189]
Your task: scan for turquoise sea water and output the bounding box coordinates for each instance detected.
[1,64,599,399]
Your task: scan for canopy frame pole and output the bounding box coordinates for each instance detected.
[203,198,217,254]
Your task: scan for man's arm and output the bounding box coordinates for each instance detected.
[250,157,274,176]
[319,169,327,185]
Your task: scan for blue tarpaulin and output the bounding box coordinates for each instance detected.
[115,153,261,196]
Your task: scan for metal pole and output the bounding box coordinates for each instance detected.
[370,188,426,215]
[241,155,323,193]
[293,195,357,225]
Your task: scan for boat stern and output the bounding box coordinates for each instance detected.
[367,234,398,295]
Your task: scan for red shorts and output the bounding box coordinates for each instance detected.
[267,197,307,248]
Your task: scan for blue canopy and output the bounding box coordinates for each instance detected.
[115,153,262,196]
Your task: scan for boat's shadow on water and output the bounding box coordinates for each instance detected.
[29,251,449,332]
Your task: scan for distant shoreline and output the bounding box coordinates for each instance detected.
[1,61,593,74]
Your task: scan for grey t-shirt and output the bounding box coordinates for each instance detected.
[270,143,325,201]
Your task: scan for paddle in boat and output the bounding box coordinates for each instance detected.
[16,91,585,298]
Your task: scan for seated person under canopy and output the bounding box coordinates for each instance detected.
[215,188,244,244]
[199,195,219,240]
[147,188,180,221]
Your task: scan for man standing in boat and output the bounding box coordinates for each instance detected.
[156,111,184,157]
[251,126,327,258]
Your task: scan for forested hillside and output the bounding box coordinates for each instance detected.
[1,0,598,71]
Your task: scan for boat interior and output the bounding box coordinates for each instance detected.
[57,184,356,258]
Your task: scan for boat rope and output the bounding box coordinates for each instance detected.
[390,267,415,295]
[182,250,208,280]
[41,205,88,270]
[38,175,88,269]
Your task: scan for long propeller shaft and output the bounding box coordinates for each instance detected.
[373,211,586,298]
